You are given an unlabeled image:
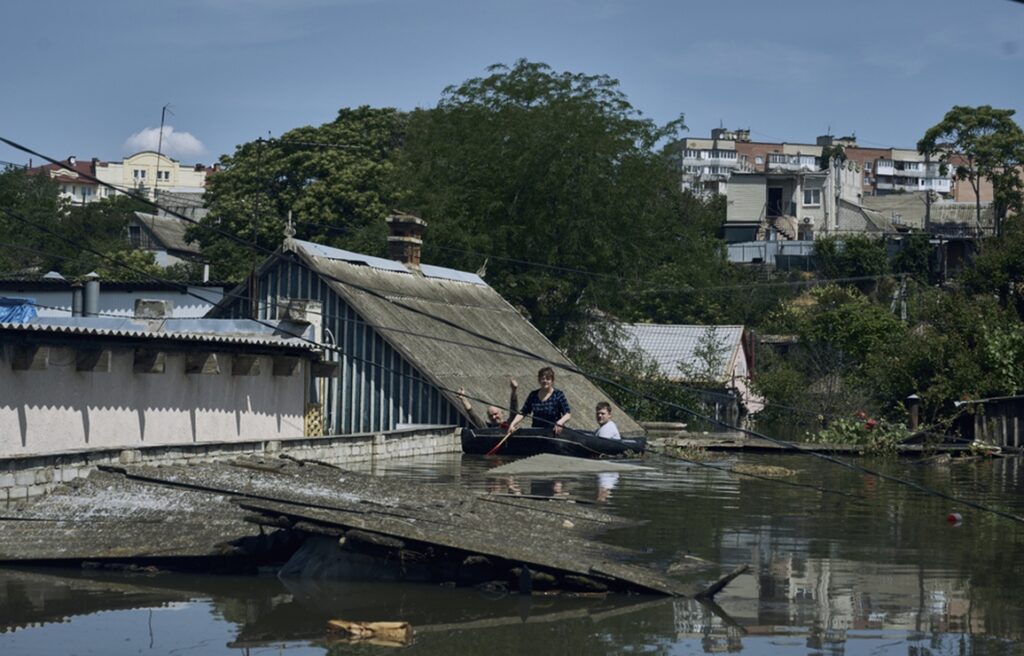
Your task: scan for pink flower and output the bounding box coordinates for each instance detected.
[865,419,878,429]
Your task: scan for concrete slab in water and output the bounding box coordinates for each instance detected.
[486,454,654,476]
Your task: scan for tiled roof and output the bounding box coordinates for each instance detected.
[27,158,99,182]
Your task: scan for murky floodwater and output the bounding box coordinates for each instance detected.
[3,451,1024,655]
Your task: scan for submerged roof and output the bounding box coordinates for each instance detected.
[621,324,746,384]
[237,238,641,433]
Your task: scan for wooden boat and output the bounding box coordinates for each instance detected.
[460,426,646,459]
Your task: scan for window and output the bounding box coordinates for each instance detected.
[755,156,764,164]
[864,161,872,172]
[803,189,821,206]
[133,169,146,180]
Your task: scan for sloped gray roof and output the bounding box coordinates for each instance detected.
[862,194,994,229]
[837,199,892,233]
[621,324,746,385]
[132,212,202,255]
[279,239,641,434]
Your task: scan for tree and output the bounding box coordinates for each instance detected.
[819,144,846,169]
[0,169,159,281]
[960,216,1024,318]
[397,59,690,343]
[918,105,1024,233]
[189,106,407,280]
[753,284,906,432]
[892,233,933,283]
[0,166,63,276]
[813,235,889,287]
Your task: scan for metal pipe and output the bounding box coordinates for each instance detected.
[83,274,100,317]
[71,282,83,317]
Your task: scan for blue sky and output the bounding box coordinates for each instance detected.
[2,0,1022,166]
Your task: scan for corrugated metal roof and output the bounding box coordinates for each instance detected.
[621,324,745,384]
[420,263,486,286]
[292,239,487,286]
[279,242,642,433]
[0,317,318,350]
[293,239,410,273]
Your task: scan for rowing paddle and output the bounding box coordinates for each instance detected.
[486,428,514,456]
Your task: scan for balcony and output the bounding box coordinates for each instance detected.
[875,161,895,176]
[767,155,819,172]
[682,154,739,167]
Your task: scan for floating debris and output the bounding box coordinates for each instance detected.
[730,464,796,478]
[326,619,414,647]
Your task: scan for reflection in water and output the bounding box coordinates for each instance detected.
[1,452,1024,654]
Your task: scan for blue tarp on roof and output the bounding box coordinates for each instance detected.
[0,297,38,323]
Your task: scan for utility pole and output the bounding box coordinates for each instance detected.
[923,152,932,233]
[154,103,173,201]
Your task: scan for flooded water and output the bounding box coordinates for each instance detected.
[3,451,1024,655]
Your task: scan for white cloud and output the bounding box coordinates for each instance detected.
[122,126,206,160]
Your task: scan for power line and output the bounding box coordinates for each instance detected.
[6,138,1021,524]
[0,235,975,447]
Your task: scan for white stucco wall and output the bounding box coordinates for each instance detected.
[0,346,307,457]
[95,152,207,195]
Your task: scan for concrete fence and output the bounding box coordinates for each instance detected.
[0,426,461,503]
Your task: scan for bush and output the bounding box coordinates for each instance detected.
[805,412,911,455]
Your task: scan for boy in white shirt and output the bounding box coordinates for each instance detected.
[595,401,620,439]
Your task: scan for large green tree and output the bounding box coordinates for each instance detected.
[397,59,697,343]
[960,215,1024,318]
[190,106,407,280]
[0,166,63,275]
[0,168,163,281]
[918,105,1024,233]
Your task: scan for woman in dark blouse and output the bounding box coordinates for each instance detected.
[506,366,572,435]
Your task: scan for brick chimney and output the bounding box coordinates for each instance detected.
[385,211,427,269]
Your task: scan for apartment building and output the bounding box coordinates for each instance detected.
[672,127,746,195]
[673,128,963,201]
